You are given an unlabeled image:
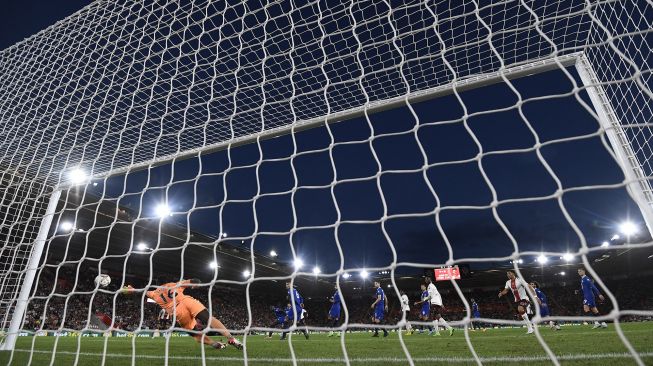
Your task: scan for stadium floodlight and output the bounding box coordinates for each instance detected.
[293,258,304,270]
[221,232,228,238]
[154,203,172,218]
[136,243,149,251]
[562,253,574,262]
[360,270,369,279]
[312,266,321,275]
[269,250,278,257]
[68,168,88,185]
[611,234,620,241]
[59,221,74,232]
[619,221,638,237]
[342,273,352,279]
[601,241,610,247]
[243,269,251,278]
[536,255,548,264]
[209,261,218,269]
[560,271,566,276]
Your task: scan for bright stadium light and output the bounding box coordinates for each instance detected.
[619,221,638,236]
[601,241,610,247]
[562,253,574,262]
[136,242,149,251]
[312,266,321,275]
[59,221,74,232]
[342,273,352,279]
[536,255,548,264]
[611,234,620,241]
[243,269,251,278]
[209,261,218,269]
[360,270,369,279]
[517,259,524,264]
[155,203,172,218]
[68,168,88,185]
[294,258,304,270]
[221,232,228,238]
[269,250,278,257]
[560,271,566,276]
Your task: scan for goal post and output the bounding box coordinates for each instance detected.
[0,189,60,351]
[575,54,653,238]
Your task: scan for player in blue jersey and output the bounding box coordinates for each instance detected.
[414,283,434,334]
[328,285,342,337]
[529,282,560,330]
[267,305,288,339]
[577,268,607,329]
[282,282,310,340]
[370,281,388,337]
[470,298,485,331]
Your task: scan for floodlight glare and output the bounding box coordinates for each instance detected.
[601,241,610,247]
[536,255,548,264]
[60,222,74,232]
[68,168,88,185]
[342,273,352,279]
[209,261,218,269]
[269,250,278,257]
[560,271,566,276]
[136,243,149,251]
[312,266,321,275]
[243,269,251,278]
[294,258,304,269]
[360,270,369,279]
[562,253,574,262]
[155,204,171,218]
[619,221,638,236]
[610,234,620,241]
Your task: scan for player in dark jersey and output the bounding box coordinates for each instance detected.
[370,281,388,337]
[328,285,342,337]
[577,268,607,329]
[530,282,560,330]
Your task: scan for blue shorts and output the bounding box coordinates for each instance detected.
[472,311,481,319]
[420,305,430,317]
[374,306,384,321]
[539,304,550,317]
[583,297,596,308]
[329,304,341,319]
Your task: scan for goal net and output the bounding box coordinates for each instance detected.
[0,0,652,364]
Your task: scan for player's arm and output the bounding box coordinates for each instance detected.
[384,294,388,311]
[498,287,509,298]
[590,279,605,301]
[371,294,381,309]
[177,278,201,288]
[121,285,137,295]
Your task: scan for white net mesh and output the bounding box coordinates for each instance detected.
[0,0,652,365]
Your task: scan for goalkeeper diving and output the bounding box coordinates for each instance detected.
[122,279,243,350]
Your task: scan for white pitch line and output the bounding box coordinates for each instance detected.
[9,349,653,363]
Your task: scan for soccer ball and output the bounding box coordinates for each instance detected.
[95,274,111,288]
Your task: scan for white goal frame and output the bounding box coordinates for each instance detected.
[1,51,652,353]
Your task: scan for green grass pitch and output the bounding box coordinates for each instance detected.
[1,322,652,365]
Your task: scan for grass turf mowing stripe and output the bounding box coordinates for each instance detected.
[10,349,653,363]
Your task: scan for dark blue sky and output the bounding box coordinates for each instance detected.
[5,1,647,275]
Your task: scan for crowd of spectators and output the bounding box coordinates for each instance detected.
[21,266,653,333]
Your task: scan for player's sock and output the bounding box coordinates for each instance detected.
[439,318,451,330]
[433,322,439,333]
[522,313,533,331]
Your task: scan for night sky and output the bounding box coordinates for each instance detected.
[3,1,647,276]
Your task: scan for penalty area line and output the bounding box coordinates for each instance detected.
[8,349,653,363]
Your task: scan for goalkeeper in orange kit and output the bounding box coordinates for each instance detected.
[122,279,243,350]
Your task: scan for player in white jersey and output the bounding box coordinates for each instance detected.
[399,290,413,335]
[498,270,535,334]
[425,277,453,336]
